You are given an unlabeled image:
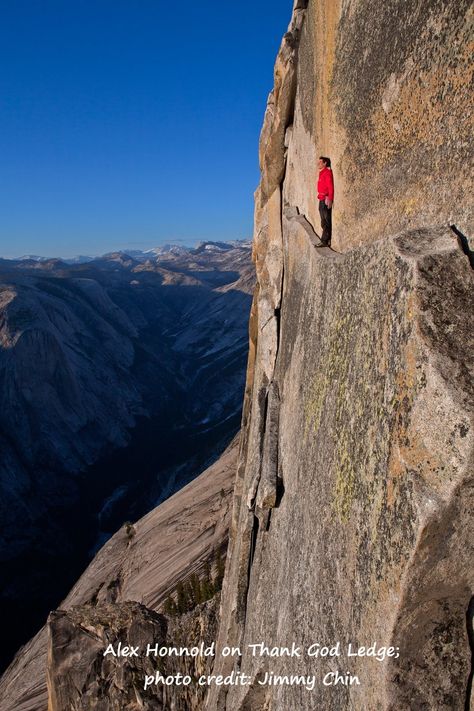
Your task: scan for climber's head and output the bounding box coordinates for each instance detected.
[318,156,331,169]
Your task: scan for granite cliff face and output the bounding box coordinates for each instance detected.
[207,1,473,710]
[275,0,473,252]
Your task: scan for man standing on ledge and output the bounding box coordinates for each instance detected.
[317,156,334,247]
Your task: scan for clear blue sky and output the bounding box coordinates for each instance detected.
[0,1,292,258]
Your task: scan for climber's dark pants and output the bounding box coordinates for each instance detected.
[319,200,332,245]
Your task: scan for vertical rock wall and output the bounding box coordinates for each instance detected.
[284,0,473,252]
[207,1,473,709]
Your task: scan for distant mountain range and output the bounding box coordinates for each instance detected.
[0,240,254,671]
[8,240,252,264]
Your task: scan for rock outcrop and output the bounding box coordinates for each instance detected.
[47,602,167,711]
[46,596,222,711]
[207,2,474,710]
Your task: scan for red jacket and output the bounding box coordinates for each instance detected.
[317,167,334,202]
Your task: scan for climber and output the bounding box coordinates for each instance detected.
[317,156,334,247]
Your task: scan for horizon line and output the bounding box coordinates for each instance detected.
[0,237,253,262]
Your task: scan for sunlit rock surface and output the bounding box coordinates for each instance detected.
[207,1,474,710]
[209,224,473,711]
[282,0,473,251]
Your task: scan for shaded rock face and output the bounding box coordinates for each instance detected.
[0,245,252,671]
[207,2,474,710]
[165,596,221,711]
[0,436,238,711]
[47,597,221,711]
[47,602,167,711]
